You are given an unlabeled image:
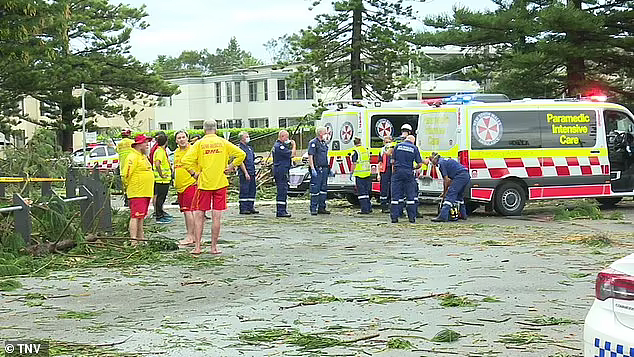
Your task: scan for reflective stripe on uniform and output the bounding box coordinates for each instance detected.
[358,195,370,199]
[443,201,453,206]
[277,201,287,205]
[391,201,400,205]
[406,201,416,205]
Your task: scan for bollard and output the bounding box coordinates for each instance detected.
[79,185,94,232]
[66,167,77,198]
[13,193,32,245]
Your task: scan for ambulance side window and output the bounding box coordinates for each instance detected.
[605,110,634,134]
[471,111,541,150]
[540,110,597,148]
[370,114,418,148]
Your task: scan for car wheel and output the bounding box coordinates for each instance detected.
[494,181,526,216]
[596,197,622,207]
[346,193,360,206]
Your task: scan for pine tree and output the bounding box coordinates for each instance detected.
[1,0,177,151]
[292,0,423,100]
[416,0,634,102]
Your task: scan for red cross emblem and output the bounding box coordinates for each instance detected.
[473,112,503,146]
[340,121,354,144]
[375,118,393,138]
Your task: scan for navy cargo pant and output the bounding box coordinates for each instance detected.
[380,170,391,209]
[391,168,417,222]
[239,173,256,213]
[310,167,329,213]
[356,176,372,213]
[274,168,289,215]
[438,171,471,221]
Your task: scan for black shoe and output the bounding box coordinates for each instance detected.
[409,218,416,223]
[310,211,318,216]
[381,208,390,213]
[391,218,398,223]
[357,211,370,215]
[431,215,447,222]
[277,213,292,218]
[250,209,259,214]
[239,211,252,215]
[317,209,331,214]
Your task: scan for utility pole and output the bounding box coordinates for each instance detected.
[82,83,86,167]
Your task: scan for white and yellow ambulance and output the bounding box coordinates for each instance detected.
[417,95,634,215]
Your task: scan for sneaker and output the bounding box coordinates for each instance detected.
[277,213,292,218]
[391,218,398,223]
[317,209,331,214]
[357,211,370,215]
[156,217,172,224]
[163,213,173,218]
[310,211,318,216]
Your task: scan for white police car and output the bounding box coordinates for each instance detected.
[584,253,634,356]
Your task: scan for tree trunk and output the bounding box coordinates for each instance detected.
[351,2,363,99]
[566,0,586,96]
[60,89,75,152]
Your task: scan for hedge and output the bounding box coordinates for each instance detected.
[130,127,317,153]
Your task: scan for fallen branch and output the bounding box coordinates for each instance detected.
[181,280,208,286]
[345,333,380,343]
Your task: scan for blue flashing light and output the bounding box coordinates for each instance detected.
[444,94,473,104]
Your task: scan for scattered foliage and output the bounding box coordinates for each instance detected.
[430,329,461,342]
[438,294,479,308]
[387,338,413,349]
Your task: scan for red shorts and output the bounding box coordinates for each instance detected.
[178,184,197,212]
[129,197,151,219]
[193,187,227,211]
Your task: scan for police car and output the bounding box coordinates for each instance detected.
[584,253,634,356]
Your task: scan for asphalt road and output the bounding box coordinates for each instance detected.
[1,198,633,356]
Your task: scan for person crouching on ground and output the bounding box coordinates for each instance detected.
[173,130,198,245]
[123,134,154,245]
[182,120,246,255]
[425,152,471,222]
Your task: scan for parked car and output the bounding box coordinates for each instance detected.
[584,253,634,356]
[72,145,119,169]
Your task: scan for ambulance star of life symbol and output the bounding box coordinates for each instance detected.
[375,118,393,139]
[473,112,503,146]
[324,123,333,144]
[340,121,354,144]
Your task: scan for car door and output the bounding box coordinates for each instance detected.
[604,110,634,192]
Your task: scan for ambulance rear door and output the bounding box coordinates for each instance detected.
[324,110,362,187]
[417,108,459,196]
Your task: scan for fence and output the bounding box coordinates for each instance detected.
[0,167,112,245]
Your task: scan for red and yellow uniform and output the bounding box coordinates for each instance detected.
[182,133,245,211]
[124,149,154,218]
[174,145,198,212]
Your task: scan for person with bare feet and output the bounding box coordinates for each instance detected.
[173,130,198,246]
[123,134,154,246]
[182,120,246,255]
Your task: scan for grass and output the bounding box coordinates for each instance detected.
[553,200,622,221]
[482,296,502,303]
[497,331,546,345]
[438,293,479,308]
[577,233,613,248]
[568,272,591,279]
[238,328,346,351]
[430,329,461,342]
[301,295,343,304]
[0,279,22,291]
[528,316,577,326]
[56,311,101,320]
[387,338,413,349]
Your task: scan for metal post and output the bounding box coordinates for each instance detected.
[13,193,31,245]
[66,167,77,198]
[41,181,52,198]
[79,185,94,232]
[82,83,87,168]
[0,183,5,198]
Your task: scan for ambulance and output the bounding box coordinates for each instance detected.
[416,94,634,215]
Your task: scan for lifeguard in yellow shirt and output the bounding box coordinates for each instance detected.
[116,128,134,206]
[182,120,245,255]
[123,134,154,245]
[173,130,198,246]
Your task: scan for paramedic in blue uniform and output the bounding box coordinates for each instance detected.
[308,126,331,215]
[378,135,394,213]
[273,130,296,217]
[426,152,470,222]
[390,135,422,223]
[238,131,258,215]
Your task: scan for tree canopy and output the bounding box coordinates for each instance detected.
[288,0,425,100]
[0,0,178,150]
[416,0,634,102]
[152,37,263,78]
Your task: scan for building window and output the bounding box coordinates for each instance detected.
[226,82,232,102]
[277,80,314,100]
[215,83,221,103]
[226,119,243,128]
[159,122,173,131]
[277,79,286,100]
[189,120,203,130]
[249,117,269,128]
[264,80,269,101]
[234,82,241,102]
[278,117,304,128]
[216,120,224,129]
[248,81,258,102]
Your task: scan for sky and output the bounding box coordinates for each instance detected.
[122,0,496,64]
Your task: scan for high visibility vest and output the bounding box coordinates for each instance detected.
[353,146,371,178]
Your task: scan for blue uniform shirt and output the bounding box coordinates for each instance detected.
[437,158,468,179]
[308,138,329,167]
[238,142,256,175]
[392,141,422,170]
[273,140,292,170]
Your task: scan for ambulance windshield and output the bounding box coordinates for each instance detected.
[417,111,458,152]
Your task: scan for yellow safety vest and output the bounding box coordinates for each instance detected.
[353,146,371,178]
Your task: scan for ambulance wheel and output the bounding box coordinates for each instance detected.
[466,201,480,215]
[494,182,526,216]
[596,197,622,207]
[346,193,360,206]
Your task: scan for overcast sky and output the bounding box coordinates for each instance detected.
[122,0,496,64]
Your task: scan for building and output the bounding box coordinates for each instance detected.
[155,64,319,131]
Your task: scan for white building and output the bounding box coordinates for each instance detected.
[155,64,319,131]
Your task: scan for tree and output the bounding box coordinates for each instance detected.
[152,37,263,78]
[1,0,178,151]
[291,0,424,100]
[416,0,634,102]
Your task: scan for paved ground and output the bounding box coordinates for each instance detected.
[1,198,634,356]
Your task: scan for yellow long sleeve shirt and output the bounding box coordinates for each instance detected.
[181,133,246,190]
[124,149,154,198]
